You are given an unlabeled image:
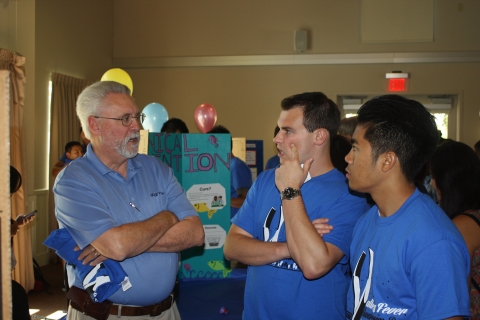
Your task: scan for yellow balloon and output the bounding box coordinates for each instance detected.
[101,68,133,95]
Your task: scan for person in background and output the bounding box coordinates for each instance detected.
[207,125,252,219]
[224,92,368,319]
[52,127,90,178]
[160,118,189,133]
[10,165,34,320]
[338,116,357,141]
[51,140,85,291]
[265,126,280,170]
[54,81,204,319]
[429,140,480,319]
[329,134,352,175]
[52,141,84,178]
[345,95,470,319]
[63,141,84,163]
[475,139,480,158]
[423,132,452,204]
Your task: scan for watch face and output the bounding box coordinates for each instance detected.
[282,187,300,200]
[284,188,294,199]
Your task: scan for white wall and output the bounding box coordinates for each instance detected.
[112,0,480,161]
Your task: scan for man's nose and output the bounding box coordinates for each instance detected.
[273,132,282,144]
[131,117,141,130]
[345,148,354,164]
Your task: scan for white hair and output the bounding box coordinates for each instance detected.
[76,81,131,139]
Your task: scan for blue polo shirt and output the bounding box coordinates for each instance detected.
[54,143,198,305]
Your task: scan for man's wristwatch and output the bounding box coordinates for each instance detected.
[280,187,302,200]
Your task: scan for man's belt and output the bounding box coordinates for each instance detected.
[109,294,175,317]
[67,283,178,320]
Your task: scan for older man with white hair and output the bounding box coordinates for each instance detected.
[54,81,204,320]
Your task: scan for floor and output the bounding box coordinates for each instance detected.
[26,262,246,320]
[27,263,67,319]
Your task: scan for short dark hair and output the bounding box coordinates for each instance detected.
[208,125,232,151]
[65,141,82,153]
[208,125,230,134]
[429,141,480,218]
[330,134,352,175]
[475,140,480,158]
[338,116,358,137]
[160,118,189,133]
[281,92,340,139]
[357,95,438,182]
[10,165,22,195]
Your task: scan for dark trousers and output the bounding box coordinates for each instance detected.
[12,280,31,320]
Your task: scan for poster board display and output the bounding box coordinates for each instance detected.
[232,137,246,162]
[246,140,264,181]
[148,133,232,280]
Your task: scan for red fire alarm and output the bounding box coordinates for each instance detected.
[386,72,409,92]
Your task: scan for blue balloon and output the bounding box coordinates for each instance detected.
[142,102,168,133]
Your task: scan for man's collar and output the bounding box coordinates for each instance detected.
[85,143,142,177]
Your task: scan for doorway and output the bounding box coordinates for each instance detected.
[338,94,458,141]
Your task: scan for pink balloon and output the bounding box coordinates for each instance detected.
[194,103,217,133]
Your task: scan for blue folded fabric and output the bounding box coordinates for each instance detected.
[43,228,130,302]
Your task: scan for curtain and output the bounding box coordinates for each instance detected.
[48,73,87,260]
[0,48,34,291]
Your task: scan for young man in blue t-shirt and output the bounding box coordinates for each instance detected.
[344,95,470,319]
[224,92,368,319]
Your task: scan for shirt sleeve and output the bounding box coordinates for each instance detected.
[54,175,119,249]
[160,160,198,220]
[59,153,68,162]
[231,159,253,193]
[318,193,368,263]
[231,176,258,235]
[409,239,470,319]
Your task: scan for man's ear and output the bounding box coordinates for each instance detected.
[313,128,328,146]
[88,116,100,135]
[380,151,397,172]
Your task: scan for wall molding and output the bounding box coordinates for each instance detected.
[113,51,480,69]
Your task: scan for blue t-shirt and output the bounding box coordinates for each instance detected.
[232,168,368,319]
[54,144,198,306]
[59,144,87,164]
[59,153,73,164]
[347,189,470,319]
[230,157,252,218]
[43,228,128,303]
[265,155,280,170]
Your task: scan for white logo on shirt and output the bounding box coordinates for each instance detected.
[352,249,409,319]
[352,249,374,319]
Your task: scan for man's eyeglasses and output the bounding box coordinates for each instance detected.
[93,113,146,127]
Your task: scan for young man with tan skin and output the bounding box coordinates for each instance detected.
[344,95,470,320]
